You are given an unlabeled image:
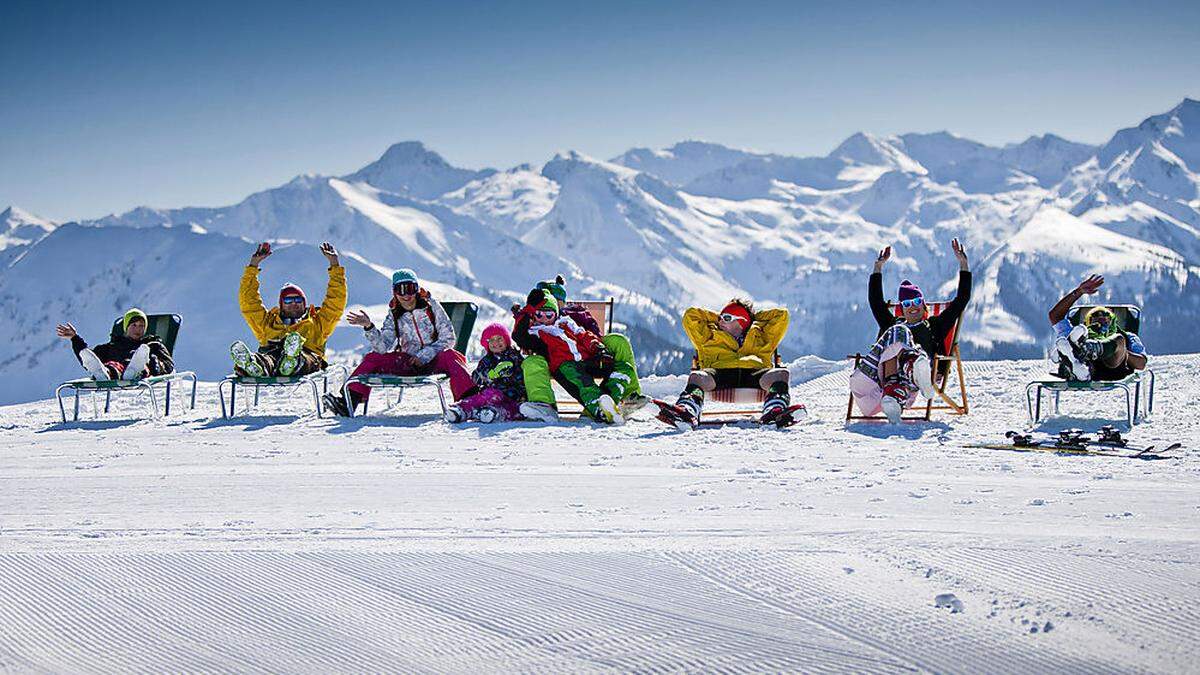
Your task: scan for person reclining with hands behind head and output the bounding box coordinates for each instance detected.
[322,268,474,417]
[665,299,791,427]
[56,308,174,381]
[231,241,347,378]
[849,239,972,423]
[1048,274,1147,382]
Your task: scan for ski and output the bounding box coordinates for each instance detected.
[652,398,697,431]
[966,429,1181,460]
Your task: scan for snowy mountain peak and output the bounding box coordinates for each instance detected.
[828,132,924,174]
[611,140,763,186]
[344,141,490,200]
[1,206,55,231]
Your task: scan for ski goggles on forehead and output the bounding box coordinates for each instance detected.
[280,296,305,305]
[900,297,924,308]
[393,281,418,296]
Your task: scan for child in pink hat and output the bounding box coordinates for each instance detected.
[445,323,526,423]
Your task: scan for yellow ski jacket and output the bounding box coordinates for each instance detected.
[682,307,789,370]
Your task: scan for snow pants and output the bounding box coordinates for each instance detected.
[347,349,474,402]
[850,324,922,416]
[457,386,523,421]
[522,333,641,407]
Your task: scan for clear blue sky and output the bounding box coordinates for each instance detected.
[2,0,1197,221]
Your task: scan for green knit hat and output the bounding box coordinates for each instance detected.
[122,308,147,332]
[537,290,559,313]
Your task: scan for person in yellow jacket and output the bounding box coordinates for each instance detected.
[230,241,347,377]
[661,299,791,427]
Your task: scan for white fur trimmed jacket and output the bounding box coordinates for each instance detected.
[364,296,457,365]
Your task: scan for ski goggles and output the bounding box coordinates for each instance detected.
[719,312,748,324]
[393,281,418,296]
[534,309,558,320]
[899,297,924,308]
[280,296,306,305]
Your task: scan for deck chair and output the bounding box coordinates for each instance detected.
[340,301,479,418]
[55,313,198,422]
[845,301,969,422]
[690,350,786,425]
[1025,304,1154,427]
[552,298,618,415]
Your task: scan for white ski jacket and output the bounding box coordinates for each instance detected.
[364,297,457,365]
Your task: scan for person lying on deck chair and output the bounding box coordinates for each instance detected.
[56,308,175,381]
[230,241,347,379]
[658,299,791,429]
[1048,274,1147,382]
[511,274,645,422]
[322,268,474,417]
[849,239,972,423]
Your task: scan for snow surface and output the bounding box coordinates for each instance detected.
[2,356,1198,672]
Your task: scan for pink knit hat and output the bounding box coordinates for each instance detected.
[480,322,511,349]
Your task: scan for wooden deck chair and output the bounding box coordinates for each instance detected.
[340,301,479,418]
[553,297,618,414]
[845,301,969,422]
[692,350,786,424]
[1025,304,1154,427]
[55,313,198,422]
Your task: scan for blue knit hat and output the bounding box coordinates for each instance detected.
[391,268,418,286]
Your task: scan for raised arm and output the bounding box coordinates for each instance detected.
[682,307,718,350]
[1049,275,1103,325]
[314,243,347,332]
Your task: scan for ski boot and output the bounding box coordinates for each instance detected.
[880,377,914,424]
[902,351,936,399]
[444,404,467,423]
[123,344,151,381]
[230,341,266,377]
[655,392,701,430]
[322,393,352,417]
[276,332,306,377]
[519,401,559,423]
[589,394,625,425]
[620,394,652,417]
[476,406,500,424]
[79,348,112,381]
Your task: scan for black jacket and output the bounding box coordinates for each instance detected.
[869,270,971,358]
[70,333,174,376]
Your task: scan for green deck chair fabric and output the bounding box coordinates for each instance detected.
[109,313,183,352]
[440,301,479,354]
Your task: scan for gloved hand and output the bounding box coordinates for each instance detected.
[588,346,615,375]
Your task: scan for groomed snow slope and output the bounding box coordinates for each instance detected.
[2,356,1198,672]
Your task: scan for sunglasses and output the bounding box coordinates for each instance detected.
[281,296,305,305]
[393,282,418,296]
[534,309,558,320]
[900,297,924,308]
[719,313,745,323]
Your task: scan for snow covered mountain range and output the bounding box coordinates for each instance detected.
[2,99,1198,404]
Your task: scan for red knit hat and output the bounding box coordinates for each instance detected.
[279,283,307,306]
[720,302,752,328]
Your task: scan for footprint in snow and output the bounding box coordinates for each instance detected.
[934,593,965,613]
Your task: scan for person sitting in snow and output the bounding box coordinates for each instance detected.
[323,268,474,417]
[658,299,791,428]
[1048,274,1147,381]
[231,241,347,379]
[515,289,627,424]
[511,275,645,422]
[444,323,526,423]
[849,239,972,423]
[56,308,174,381]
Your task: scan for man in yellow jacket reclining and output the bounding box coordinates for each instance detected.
[230,241,347,378]
[658,299,791,428]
